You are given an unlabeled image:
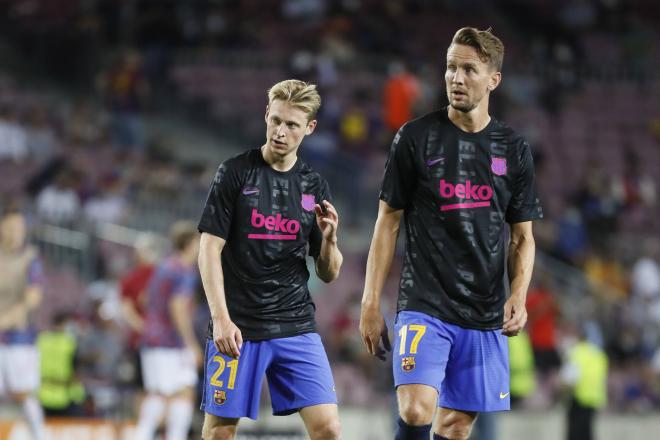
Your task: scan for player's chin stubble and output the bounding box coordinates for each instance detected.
[450,100,476,113]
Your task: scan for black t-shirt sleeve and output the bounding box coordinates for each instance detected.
[379,125,417,209]
[505,140,543,223]
[308,179,332,258]
[198,160,243,239]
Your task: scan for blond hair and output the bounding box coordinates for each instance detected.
[268,79,321,121]
[451,27,504,71]
[169,220,198,251]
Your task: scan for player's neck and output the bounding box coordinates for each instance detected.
[261,144,298,172]
[447,105,491,133]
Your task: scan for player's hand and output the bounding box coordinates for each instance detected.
[359,304,391,361]
[213,316,243,359]
[315,200,339,242]
[502,293,527,337]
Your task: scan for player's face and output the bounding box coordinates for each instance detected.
[445,44,500,113]
[0,214,26,252]
[264,100,317,159]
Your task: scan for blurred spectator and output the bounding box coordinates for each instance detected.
[0,107,28,162]
[629,241,660,358]
[330,290,373,376]
[620,149,656,209]
[339,89,372,155]
[561,323,608,440]
[136,221,200,440]
[37,311,86,416]
[527,275,562,374]
[576,160,622,242]
[631,241,660,301]
[554,202,588,264]
[83,173,128,225]
[35,169,82,225]
[583,246,629,300]
[508,331,537,408]
[77,300,124,416]
[0,206,47,440]
[24,105,58,162]
[383,61,420,134]
[119,233,160,391]
[98,49,149,153]
[66,98,107,146]
[282,0,326,21]
[617,148,657,229]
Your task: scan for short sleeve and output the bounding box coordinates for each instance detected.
[198,160,243,239]
[505,140,544,223]
[379,125,417,209]
[172,270,197,298]
[308,179,333,258]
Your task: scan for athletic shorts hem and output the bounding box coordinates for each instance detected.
[272,398,338,416]
[200,403,259,421]
[394,381,440,395]
[439,401,510,413]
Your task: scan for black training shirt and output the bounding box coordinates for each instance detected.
[199,148,331,340]
[380,108,543,330]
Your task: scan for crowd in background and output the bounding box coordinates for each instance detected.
[1,0,660,432]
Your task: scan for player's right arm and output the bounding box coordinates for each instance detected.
[359,200,402,360]
[120,297,144,333]
[198,232,242,359]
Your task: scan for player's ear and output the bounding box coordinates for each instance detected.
[488,71,501,92]
[264,105,270,123]
[305,119,317,135]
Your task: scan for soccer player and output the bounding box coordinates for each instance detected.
[135,221,202,440]
[198,79,343,440]
[0,207,47,440]
[359,27,543,440]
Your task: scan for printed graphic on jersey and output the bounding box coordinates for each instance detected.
[301,194,316,211]
[248,209,300,240]
[426,156,445,167]
[491,157,507,176]
[439,179,493,211]
[242,187,260,196]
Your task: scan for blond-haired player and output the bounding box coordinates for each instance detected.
[198,80,343,439]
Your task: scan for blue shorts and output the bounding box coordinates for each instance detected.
[393,311,510,412]
[200,333,337,420]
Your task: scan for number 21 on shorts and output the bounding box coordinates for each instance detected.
[210,356,239,389]
[398,324,427,355]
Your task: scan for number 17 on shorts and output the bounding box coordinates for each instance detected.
[393,311,451,393]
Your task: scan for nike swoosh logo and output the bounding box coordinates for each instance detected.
[426,157,445,167]
[499,392,510,399]
[242,188,260,195]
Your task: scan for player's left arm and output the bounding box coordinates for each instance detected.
[0,257,44,330]
[314,200,343,283]
[503,221,536,337]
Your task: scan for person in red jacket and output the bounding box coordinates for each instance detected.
[527,275,561,375]
[120,233,161,385]
[383,61,421,134]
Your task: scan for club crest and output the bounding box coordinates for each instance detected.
[301,194,316,212]
[214,390,227,405]
[401,356,416,372]
[491,157,507,176]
